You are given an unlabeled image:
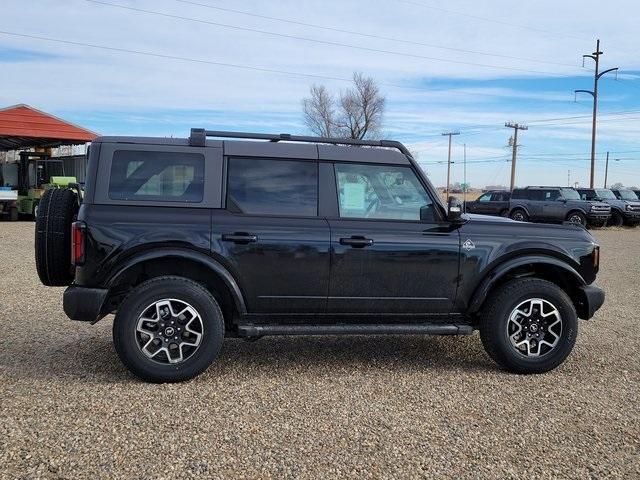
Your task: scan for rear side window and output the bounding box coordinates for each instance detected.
[109,150,204,202]
[511,189,527,199]
[226,158,318,216]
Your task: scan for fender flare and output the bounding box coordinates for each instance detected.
[467,255,586,314]
[564,208,588,219]
[106,248,247,315]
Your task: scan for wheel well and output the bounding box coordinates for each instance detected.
[476,263,585,319]
[106,258,239,331]
[565,209,586,219]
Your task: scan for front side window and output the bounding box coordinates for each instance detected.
[226,158,318,216]
[561,188,581,200]
[334,163,434,221]
[478,193,492,202]
[109,150,204,202]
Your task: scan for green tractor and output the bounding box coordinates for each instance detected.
[16,151,78,219]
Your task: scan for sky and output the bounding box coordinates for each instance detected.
[1,0,639,188]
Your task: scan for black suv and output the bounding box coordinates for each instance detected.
[577,188,640,227]
[464,190,511,217]
[35,130,605,382]
[509,186,610,227]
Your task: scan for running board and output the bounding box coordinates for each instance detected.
[237,323,474,338]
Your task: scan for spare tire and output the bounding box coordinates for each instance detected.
[35,188,78,286]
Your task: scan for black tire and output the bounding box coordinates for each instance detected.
[479,278,578,374]
[566,211,587,227]
[35,189,78,286]
[113,276,225,383]
[9,206,18,221]
[510,209,528,222]
[607,210,624,227]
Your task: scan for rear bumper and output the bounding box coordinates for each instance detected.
[63,284,108,322]
[576,284,605,320]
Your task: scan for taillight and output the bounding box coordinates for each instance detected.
[71,221,86,266]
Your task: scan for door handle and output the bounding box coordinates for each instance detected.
[339,236,374,248]
[221,233,258,244]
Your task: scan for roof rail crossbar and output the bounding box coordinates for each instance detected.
[188,128,414,158]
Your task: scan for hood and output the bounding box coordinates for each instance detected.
[463,213,594,241]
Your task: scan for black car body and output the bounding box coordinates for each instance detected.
[509,186,610,227]
[464,190,511,217]
[35,130,605,382]
[577,188,640,227]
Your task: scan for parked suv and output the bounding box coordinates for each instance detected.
[464,190,510,217]
[509,186,610,227]
[35,130,605,382]
[577,188,640,227]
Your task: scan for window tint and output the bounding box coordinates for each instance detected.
[491,192,508,201]
[527,190,545,201]
[478,193,492,202]
[511,189,526,199]
[334,163,434,221]
[109,150,204,202]
[226,158,318,216]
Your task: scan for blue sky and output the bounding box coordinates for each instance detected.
[1,0,639,188]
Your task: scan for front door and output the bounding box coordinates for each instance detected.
[211,157,330,314]
[327,162,460,314]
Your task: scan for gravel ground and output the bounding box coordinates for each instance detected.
[0,222,638,479]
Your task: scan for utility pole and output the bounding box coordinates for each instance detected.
[463,143,467,212]
[575,39,618,188]
[604,151,609,188]
[568,170,571,187]
[505,123,528,191]
[442,131,459,200]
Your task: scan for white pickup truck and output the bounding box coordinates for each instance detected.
[0,187,18,220]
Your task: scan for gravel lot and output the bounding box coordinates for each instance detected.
[0,222,638,479]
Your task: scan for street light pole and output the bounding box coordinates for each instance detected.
[575,39,618,188]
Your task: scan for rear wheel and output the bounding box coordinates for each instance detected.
[479,278,578,374]
[34,188,78,286]
[607,211,624,227]
[113,276,225,383]
[510,209,528,222]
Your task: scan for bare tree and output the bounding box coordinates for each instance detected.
[302,85,335,138]
[302,72,385,140]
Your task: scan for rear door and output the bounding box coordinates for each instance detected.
[211,153,330,314]
[326,161,460,315]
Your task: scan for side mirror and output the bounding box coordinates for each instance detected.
[447,197,463,222]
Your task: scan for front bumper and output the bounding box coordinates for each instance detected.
[63,284,108,322]
[576,284,605,320]
[622,210,640,223]
[586,212,610,225]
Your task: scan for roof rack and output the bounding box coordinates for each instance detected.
[189,128,414,159]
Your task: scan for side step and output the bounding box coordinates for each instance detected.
[237,323,474,338]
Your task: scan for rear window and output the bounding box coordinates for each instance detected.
[226,158,318,216]
[109,151,204,202]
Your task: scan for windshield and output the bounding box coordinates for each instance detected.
[618,189,638,201]
[561,188,581,200]
[595,189,616,200]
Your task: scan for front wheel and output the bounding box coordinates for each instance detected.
[567,211,587,227]
[479,278,578,374]
[113,276,225,383]
[607,211,623,227]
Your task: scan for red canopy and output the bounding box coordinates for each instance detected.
[0,104,97,151]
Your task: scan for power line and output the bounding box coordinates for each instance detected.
[393,0,589,42]
[171,0,579,68]
[82,0,581,77]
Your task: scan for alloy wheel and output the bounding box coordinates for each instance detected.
[135,299,204,364]
[506,298,562,357]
